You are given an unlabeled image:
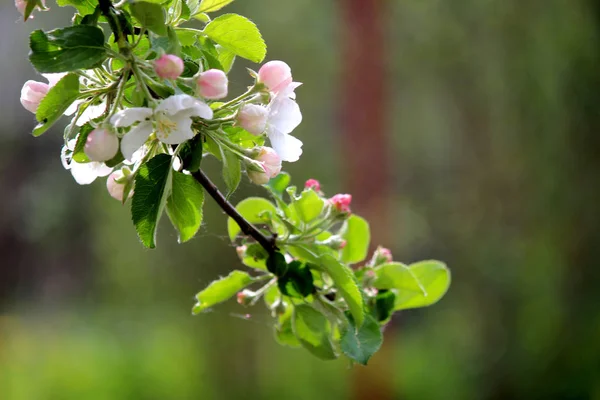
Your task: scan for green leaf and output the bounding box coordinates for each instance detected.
[29,26,107,73]
[340,314,383,365]
[56,0,97,15]
[33,73,80,137]
[240,243,268,271]
[72,123,94,162]
[275,314,301,348]
[203,14,266,63]
[318,254,365,328]
[217,47,236,73]
[129,1,168,36]
[220,148,241,198]
[180,135,203,172]
[373,290,396,322]
[131,154,173,249]
[377,260,450,310]
[198,0,234,13]
[295,189,325,224]
[266,172,291,198]
[192,271,255,314]
[266,252,287,276]
[278,261,314,298]
[340,215,370,264]
[292,305,338,360]
[166,172,205,243]
[227,198,277,241]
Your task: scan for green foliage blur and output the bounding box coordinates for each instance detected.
[1,1,599,399]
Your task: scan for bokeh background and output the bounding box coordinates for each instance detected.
[1,1,599,399]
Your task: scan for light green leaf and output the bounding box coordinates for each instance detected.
[292,305,338,360]
[227,198,277,241]
[129,1,168,36]
[240,243,268,271]
[29,25,107,73]
[197,0,234,13]
[220,147,241,198]
[318,254,365,328]
[131,154,173,249]
[374,260,451,310]
[33,73,80,137]
[217,47,236,73]
[275,315,301,348]
[56,0,97,15]
[295,189,325,224]
[166,171,205,243]
[192,271,255,314]
[203,14,266,63]
[340,314,383,365]
[340,215,370,264]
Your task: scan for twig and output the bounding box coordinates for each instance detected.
[192,170,277,254]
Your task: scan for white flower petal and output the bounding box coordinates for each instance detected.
[268,129,303,162]
[156,94,198,116]
[278,82,302,99]
[77,102,106,126]
[110,107,152,128]
[268,97,302,134]
[177,100,213,120]
[70,162,112,185]
[64,99,81,117]
[43,73,68,87]
[121,121,153,160]
[156,113,194,145]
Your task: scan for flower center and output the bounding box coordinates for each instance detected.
[156,114,178,138]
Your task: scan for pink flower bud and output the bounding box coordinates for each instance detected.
[197,69,228,100]
[237,104,268,135]
[84,128,119,162]
[247,147,282,185]
[20,80,49,113]
[258,61,292,94]
[329,194,352,213]
[236,289,256,306]
[304,179,321,192]
[154,54,184,80]
[16,0,46,20]
[106,171,130,202]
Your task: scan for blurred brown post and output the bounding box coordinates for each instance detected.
[338,0,394,399]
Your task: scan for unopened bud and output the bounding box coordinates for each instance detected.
[237,104,268,135]
[304,179,321,192]
[319,235,347,250]
[16,0,46,20]
[84,128,119,162]
[370,246,393,266]
[236,289,256,306]
[106,170,132,202]
[329,193,352,214]
[236,245,247,260]
[196,69,228,99]
[258,61,292,94]
[247,147,281,185]
[154,54,184,80]
[20,80,49,113]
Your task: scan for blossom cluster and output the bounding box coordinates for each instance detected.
[21,56,303,199]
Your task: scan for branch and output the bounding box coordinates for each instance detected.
[192,170,278,254]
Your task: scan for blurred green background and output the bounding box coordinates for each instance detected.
[1,1,600,399]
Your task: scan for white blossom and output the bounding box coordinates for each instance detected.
[266,82,303,162]
[110,94,213,160]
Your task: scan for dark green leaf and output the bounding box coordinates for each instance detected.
[29,25,107,73]
[129,1,168,36]
[340,314,383,365]
[373,290,396,322]
[192,271,255,314]
[266,252,287,276]
[131,154,173,248]
[166,171,205,243]
[33,73,80,137]
[203,14,266,63]
[180,135,203,172]
[292,304,338,360]
[278,261,314,298]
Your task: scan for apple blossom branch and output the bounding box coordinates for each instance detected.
[192,170,278,254]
